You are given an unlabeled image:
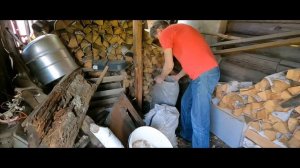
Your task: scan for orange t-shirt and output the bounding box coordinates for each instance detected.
[159,24,218,80]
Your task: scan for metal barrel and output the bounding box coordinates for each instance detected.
[22,34,78,85]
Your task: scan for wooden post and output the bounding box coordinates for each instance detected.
[133,20,143,109]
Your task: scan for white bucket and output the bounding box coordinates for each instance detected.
[128,126,173,148]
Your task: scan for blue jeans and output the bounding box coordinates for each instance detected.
[180,67,220,148]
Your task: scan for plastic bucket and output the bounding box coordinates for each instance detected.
[128,126,173,148]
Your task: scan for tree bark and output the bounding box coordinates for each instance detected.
[22,67,108,148]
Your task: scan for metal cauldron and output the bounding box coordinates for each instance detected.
[22,34,78,85]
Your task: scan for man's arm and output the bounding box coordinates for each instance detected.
[172,69,186,81]
[154,48,174,83]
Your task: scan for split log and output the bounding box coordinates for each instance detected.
[21,67,108,148]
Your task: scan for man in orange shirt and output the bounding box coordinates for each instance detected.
[150,20,220,148]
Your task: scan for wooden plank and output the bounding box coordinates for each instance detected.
[93,88,124,98]
[89,75,124,83]
[118,93,144,126]
[109,93,144,147]
[202,32,242,40]
[227,21,300,36]
[90,97,119,107]
[276,65,292,72]
[279,60,300,68]
[234,20,300,24]
[98,82,122,90]
[95,66,108,86]
[133,20,143,109]
[214,37,300,55]
[211,30,300,47]
[244,129,281,148]
[102,75,124,83]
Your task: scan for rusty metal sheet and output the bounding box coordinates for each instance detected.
[109,93,145,147]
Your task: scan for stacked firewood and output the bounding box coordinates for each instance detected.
[142,31,164,102]
[54,20,134,68]
[54,20,165,102]
[215,69,300,147]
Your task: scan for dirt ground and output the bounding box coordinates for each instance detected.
[177,133,229,148]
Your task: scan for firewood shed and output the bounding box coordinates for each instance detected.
[0,20,300,148]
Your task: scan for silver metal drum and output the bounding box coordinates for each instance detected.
[22,34,78,85]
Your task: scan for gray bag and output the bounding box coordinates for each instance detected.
[144,104,180,147]
[150,76,179,109]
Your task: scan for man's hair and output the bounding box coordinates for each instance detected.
[150,20,169,39]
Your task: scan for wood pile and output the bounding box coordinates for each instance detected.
[215,68,300,147]
[142,31,164,102]
[54,20,165,103]
[54,20,134,68]
[54,20,134,98]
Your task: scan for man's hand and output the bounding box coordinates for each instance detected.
[154,75,165,84]
[171,69,186,81]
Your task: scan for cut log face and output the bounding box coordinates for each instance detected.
[295,106,300,114]
[281,90,293,100]
[287,137,300,148]
[21,68,108,148]
[264,130,276,141]
[262,122,273,130]
[249,121,260,132]
[264,100,279,113]
[257,90,272,101]
[288,118,298,132]
[255,79,271,91]
[233,108,243,117]
[273,122,289,134]
[286,69,300,82]
[271,80,290,93]
[287,86,300,96]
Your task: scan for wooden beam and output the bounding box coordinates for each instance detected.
[89,75,124,83]
[202,32,242,40]
[90,97,119,107]
[227,21,300,36]
[244,129,281,148]
[133,20,143,109]
[233,20,300,24]
[214,37,300,55]
[93,88,124,98]
[22,67,108,148]
[211,30,300,47]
